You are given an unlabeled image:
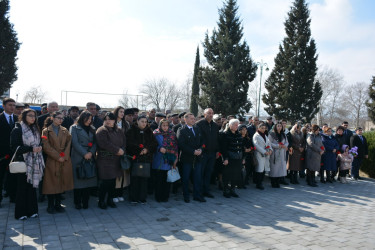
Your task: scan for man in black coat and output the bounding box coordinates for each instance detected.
[342,121,353,146]
[0,98,18,206]
[177,113,205,203]
[150,112,166,131]
[37,101,59,130]
[196,108,219,198]
[350,127,368,180]
[61,106,79,130]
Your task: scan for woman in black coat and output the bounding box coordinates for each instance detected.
[126,115,157,204]
[221,119,245,198]
[10,109,45,220]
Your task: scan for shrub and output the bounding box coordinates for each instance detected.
[361,131,375,178]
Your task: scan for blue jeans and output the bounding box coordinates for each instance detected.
[201,152,216,194]
[182,161,203,199]
[351,158,363,178]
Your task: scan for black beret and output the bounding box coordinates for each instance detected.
[156,112,166,118]
[171,113,178,117]
[178,112,186,118]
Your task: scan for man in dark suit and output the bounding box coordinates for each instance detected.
[177,113,205,203]
[350,127,368,180]
[61,106,79,130]
[0,98,18,206]
[196,108,219,198]
[342,121,353,146]
[37,101,59,130]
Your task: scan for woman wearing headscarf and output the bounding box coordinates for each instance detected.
[253,123,272,190]
[268,122,289,188]
[321,127,339,183]
[70,111,97,209]
[126,115,157,204]
[42,111,74,214]
[287,123,305,184]
[152,119,178,202]
[10,109,45,220]
[305,124,324,187]
[221,119,245,197]
[96,112,125,209]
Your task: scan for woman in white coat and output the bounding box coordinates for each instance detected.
[253,123,273,190]
[268,122,289,188]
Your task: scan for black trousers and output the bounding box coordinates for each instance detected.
[98,179,116,203]
[0,160,17,202]
[130,176,148,201]
[154,170,170,202]
[74,188,90,207]
[15,174,38,219]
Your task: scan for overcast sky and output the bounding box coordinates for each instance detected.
[7,0,375,110]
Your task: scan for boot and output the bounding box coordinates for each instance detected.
[47,195,55,214]
[279,177,289,185]
[320,170,326,183]
[229,186,239,198]
[271,178,277,188]
[311,171,317,184]
[293,171,300,184]
[54,194,65,213]
[218,180,223,191]
[326,171,332,183]
[290,171,295,184]
[74,189,82,209]
[223,182,231,198]
[275,177,280,188]
[255,172,264,190]
[82,188,89,209]
[306,172,312,186]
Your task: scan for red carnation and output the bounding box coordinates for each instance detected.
[139,144,144,149]
[218,152,222,157]
[253,147,256,150]
[88,142,93,147]
[279,142,284,145]
[132,155,136,160]
[300,158,304,161]
[202,144,206,148]
[336,151,340,155]
[266,146,270,149]
[320,146,325,150]
[60,152,65,157]
[41,136,48,140]
[320,163,324,166]
[5,154,10,160]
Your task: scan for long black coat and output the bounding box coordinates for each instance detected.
[126,124,157,164]
[177,125,203,164]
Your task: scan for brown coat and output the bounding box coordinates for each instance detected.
[287,130,306,171]
[42,125,74,194]
[96,125,125,180]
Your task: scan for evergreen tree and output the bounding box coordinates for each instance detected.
[366,76,375,123]
[190,46,200,116]
[0,0,20,96]
[262,0,322,123]
[198,0,257,116]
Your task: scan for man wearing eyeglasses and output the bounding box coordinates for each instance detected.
[38,101,59,131]
[350,127,368,180]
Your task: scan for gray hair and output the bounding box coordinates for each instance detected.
[47,101,58,108]
[229,119,240,127]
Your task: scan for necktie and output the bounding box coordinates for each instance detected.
[190,127,195,136]
[9,115,14,127]
[359,136,364,143]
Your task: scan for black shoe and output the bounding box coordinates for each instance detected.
[184,198,190,203]
[203,192,214,198]
[358,176,364,180]
[75,204,82,210]
[279,178,289,185]
[55,205,65,213]
[223,192,231,198]
[193,197,206,202]
[139,200,147,204]
[82,204,88,209]
[320,179,326,183]
[130,200,138,205]
[230,190,239,198]
[107,201,117,208]
[256,184,264,190]
[98,201,107,209]
[47,207,56,214]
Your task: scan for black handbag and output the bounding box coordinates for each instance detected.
[131,162,151,177]
[77,159,96,179]
[120,155,131,170]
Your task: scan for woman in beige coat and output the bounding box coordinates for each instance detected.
[42,111,74,214]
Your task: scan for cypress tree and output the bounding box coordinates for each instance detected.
[262,0,322,122]
[190,46,200,116]
[198,0,257,116]
[366,76,375,123]
[0,0,21,95]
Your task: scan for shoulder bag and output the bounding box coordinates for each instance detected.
[9,146,27,173]
[77,158,96,179]
[131,161,151,178]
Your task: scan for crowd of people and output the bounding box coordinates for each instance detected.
[0,98,369,220]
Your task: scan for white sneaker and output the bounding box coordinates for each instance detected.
[118,197,124,202]
[30,213,38,218]
[113,198,119,203]
[19,216,27,220]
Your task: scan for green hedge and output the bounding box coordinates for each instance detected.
[361,131,375,178]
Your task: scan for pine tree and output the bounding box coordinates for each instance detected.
[262,0,322,123]
[198,0,257,116]
[190,46,200,116]
[366,76,375,123]
[0,0,20,96]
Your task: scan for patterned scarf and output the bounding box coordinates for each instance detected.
[153,128,178,153]
[21,122,45,188]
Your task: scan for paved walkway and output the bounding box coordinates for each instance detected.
[1,177,374,250]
